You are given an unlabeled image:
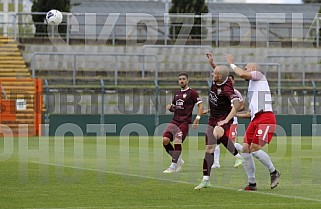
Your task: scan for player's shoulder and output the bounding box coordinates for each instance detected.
[187,88,199,94]
[251,70,266,81]
[223,78,234,90]
[234,88,242,95]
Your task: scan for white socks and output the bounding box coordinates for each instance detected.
[214,145,220,164]
[251,150,275,173]
[234,143,242,151]
[214,144,243,162]
[241,152,256,184]
[170,162,177,169]
[242,150,276,184]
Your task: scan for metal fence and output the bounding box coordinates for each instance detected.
[1,12,320,47]
[29,50,321,124]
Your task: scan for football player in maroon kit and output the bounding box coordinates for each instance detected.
[206,53,244,169]
[163,72,204,173]
[212,74,244,169]
[195,64,241,189]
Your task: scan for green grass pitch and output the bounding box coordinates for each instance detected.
[1,136,321,209]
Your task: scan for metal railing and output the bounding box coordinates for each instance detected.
[31,52,158,84]
[265,55,321,86]
[1,12,320,47]
[32,52,160,126]
[142,44,214,78]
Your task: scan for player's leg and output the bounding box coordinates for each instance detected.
[219,124,240,156]
[218,125,243,166]
[229,124,243,168]
[250,114,280,189]
[195,124,216,189]
[194,145,215,189]
[251,144,280,189]
[162,123,176,173]
[173,123,188,171]
[163,137,174,156]
[211,144,220,168]
[234,143,242,151]
[163,123,187,173]
[163,123,174,157]
[241,122,257,191]
[220,135,243,168]
[229,124,242,151]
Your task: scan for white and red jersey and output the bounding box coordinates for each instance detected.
[247,71,273,120]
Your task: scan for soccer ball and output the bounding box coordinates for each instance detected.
[46,9,63,25]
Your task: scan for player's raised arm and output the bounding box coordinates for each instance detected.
[206,53,217,69]
[235,110,251,118]
[203,109,210,114]
[225,53,252,80]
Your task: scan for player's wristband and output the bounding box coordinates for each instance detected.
[230,64,237,70]
[196,115,201,120]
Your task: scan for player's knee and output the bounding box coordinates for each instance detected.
[213,126,224,139]
[163,137,170,145]
[205,144,215,153]
[173,138,182,144]
[242,143,250,153]
[249,143,261,153]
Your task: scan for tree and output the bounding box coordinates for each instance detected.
[31,0,70,36]
[169,0,209,39]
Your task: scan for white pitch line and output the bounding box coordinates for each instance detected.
[31,161,321,203]
[26,202,321,209]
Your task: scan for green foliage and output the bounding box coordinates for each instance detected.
[31,0,70,36]
[169,0,208,39]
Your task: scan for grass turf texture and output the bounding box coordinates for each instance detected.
[0,136,321,209]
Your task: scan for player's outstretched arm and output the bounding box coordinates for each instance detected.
[206,53,217,69]
[238,100,245,111]
[203,109,210,114]
[235,111,251,118]
[225,53,252,80]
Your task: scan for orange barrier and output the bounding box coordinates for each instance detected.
[0,100,16,122]
[34,78,43,136]
[0,78,43,136]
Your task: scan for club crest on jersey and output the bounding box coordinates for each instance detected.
[217,88,222,95]
[256,129,263,136]
[183,93,187,98]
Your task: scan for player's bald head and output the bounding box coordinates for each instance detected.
[245,62,261,72]
[215,65,229,80]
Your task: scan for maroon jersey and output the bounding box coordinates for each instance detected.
[209,78,239,118]
[171,88,202,124]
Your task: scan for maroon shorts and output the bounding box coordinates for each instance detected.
[163,122,189,143]
[205,116,233,145]
[244,112,276,146]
